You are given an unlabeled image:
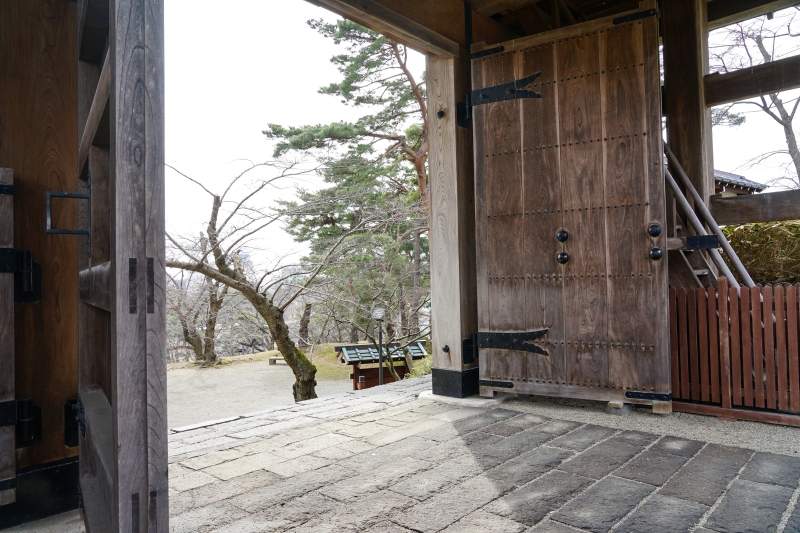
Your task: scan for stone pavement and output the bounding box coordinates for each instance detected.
[168,376,800,533]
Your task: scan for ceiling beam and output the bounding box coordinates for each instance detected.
[708,0,800,30]
[471,0,537,16]
[710,189,800,225]
[705,54,800,106]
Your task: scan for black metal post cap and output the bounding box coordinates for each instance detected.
[556,229,569,242]
[442,345,450,353]
[649,248,663,261]
[437,110,445,118]
[647,224,662,237]
[557,252,570,264]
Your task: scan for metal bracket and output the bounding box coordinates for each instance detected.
[613,8,658,25]
[471,46,504,60]
[1,250,43,303]
[0,478,17,492]
[462,335,477,365]
[0,185,13,195]
[15,399,42,449]
[477,330,549,355]
[686,235,719,250]
[624,391,671,402]
[458,72,542,128]
[46,174,91,255]
[73,395,86,439]
[479,380,514,389]
[64,399,80,447]
[0,401,16,427]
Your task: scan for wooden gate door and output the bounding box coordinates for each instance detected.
[75,0,168,530]
[472,2,670,408]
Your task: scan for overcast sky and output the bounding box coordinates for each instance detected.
[164,1,796,257]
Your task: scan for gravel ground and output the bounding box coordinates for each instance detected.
[168,360,353,428]
[504,394,800,457]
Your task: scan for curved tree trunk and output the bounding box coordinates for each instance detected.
[298,302,312,347]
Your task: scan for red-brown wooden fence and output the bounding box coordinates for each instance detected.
[669,278,800,425]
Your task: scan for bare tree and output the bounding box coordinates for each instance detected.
[709,8,800,188]
[167,269,228,365]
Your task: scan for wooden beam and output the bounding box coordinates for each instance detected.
[77,0,109,64]
[710,189,800,224]
[79,262,112,312]
[426,53,478,394]
[78,52,110,174]
[308,0,458,56]
[663,0,715,203]
[708,0,800,31]
[705,54,800,106]
[305,0,516,55]
[471,0,536,16]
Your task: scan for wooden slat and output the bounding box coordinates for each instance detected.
[741,288,753,406]
[789,285,800,412]
[708,0,800,31]
[678,289,691,399]
[730,286,743,405]
[718,278,732,408]
[698,287,710,401]
[89,147,112,264]
[688,288,700,400]
[670,288,680,396]
[708,286,720,403]
[705,54,800,107]
[0,169,15,505]
[764,286,777,409]
[775,285,789,411]
[751,286,765,408]
[145,0,170,525]
[80,474,113,533]
[709,189,800,225]
[80,262,112,312]
[673,401,800,427]
[78,52,110,174]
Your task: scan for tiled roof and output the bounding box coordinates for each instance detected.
[335,341,429,365]
[714,169,767,192]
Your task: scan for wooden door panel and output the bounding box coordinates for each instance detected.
[0,169,15,506]
[473,3,668,403]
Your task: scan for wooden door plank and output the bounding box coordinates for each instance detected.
[718,278,732,409]
[788,286,800,412]
[708,286,720,404]
[483,51,526,387]
[763,286,776,409]
[557,30,608,389]
[144,0,169,525]
[670,288,680,397]
[730,286,743,406]
[699,287,710,402]
[688,288,700,401]
[520,41,565,384]
[751,286,765,408]
[741,288,753,406]
[775,285,789,411]
[0,168,14,505]
[678,288,690,399]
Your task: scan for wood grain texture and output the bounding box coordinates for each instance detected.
[673,401,800,427]
[0,169,15,502]
[663,0,713,203]
[730,286,743,405]
[427,53,477,373]
[718,278,732,409]
[763,286,776,409]
[708,286,720,403]
[709,189,800,225]
[0,0,80,469]
[705,54,800,107]
[788,286,800,412]
[80,262,112,312]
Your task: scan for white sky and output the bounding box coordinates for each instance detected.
[164,1,795,256]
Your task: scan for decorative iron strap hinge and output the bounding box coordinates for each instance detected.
[458,72,542,128]
[613,8,658,25]
[0,249,43,302]
[463,329,549,364]
[624,391,671,402]
[0,185,13,195]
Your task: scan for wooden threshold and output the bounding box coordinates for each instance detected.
[78,53,110,174]
[673,401,800,428]
[482,381,667,408]
[79,262,112,312]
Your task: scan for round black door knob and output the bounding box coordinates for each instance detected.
[556,229,569,242]
[649,248,664,261]
[557,252,570,264]
[647,224,662,237]
[442,345,450,353]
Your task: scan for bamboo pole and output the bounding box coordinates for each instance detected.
[665,145,756,288]
[665,169,741,288]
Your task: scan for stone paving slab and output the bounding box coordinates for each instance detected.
[164,377,800,533]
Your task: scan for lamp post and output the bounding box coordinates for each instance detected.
[372,308,385,385]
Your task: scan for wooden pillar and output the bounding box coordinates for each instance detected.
[0,169,15,506]
[662,0,714,204]
[426,51,479,398]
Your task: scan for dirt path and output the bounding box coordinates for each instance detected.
[168,359,352,428]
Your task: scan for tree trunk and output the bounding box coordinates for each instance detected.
[298,302,312,347]
[411,229,421,335]
[349,324,359,343]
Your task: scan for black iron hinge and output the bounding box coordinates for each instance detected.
[464,330,549,364]
[46,171,91,255]
[624,391,671,402]
[0,185,13,195]
[458,72,542,128]
[15,399,42,449]
[73,394,86,438]
[0,249,43,303]
[613,8,658,25]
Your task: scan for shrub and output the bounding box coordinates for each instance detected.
[723,220,800,285]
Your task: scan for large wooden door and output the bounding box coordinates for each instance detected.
[473,3,670,407]
[76,0,168,530]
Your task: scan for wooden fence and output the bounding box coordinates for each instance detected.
[669,278,800,425]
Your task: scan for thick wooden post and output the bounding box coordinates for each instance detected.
[426,52,479,398]
[0,169,14,506]
[662,0,714,204]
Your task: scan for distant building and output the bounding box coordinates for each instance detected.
[714,169,767,197]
